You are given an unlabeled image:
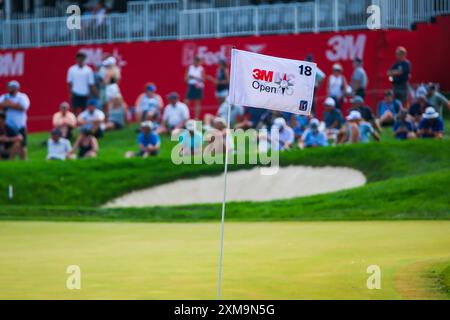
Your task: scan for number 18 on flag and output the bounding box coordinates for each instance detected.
[228,49,317,115]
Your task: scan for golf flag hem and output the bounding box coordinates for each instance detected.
[229,49,317,116]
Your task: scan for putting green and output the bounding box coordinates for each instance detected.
[0,221,449,299]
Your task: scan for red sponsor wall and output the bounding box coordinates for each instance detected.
[1,15,449,132]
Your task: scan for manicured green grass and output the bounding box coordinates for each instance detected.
[0,220,448,299]
[0,122,449,221]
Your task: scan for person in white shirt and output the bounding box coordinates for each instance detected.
[0,80,30,159]
[270,117,295,151]
[67,51,96,113]
[327,63,348,109]
[159,92,190,134]
[47,128,72,160]
[77,99,105,137]
[184,56,205,120]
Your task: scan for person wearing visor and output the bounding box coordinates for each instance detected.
[135,82,163,122]
[0,80,30,160]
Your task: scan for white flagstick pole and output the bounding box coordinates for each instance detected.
[217,99,232,301]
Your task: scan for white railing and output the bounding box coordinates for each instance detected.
[1,0,449,49]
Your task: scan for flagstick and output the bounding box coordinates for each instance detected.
[217,99,232,301]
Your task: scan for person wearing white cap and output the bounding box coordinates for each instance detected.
[100,56,122,103]
[327,63,348,109]
[417,107,444,139]
[67,51,96,113]
[342,110,379,144]
[323,96,344,143]
[270,117,295,151]
[125,121,160,158]
[300,118,328,148]
[179,119,203,156]
[0,80,30,159]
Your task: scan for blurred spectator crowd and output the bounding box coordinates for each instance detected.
[0,45,448,161]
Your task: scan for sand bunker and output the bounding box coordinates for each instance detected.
[104,166,366,207]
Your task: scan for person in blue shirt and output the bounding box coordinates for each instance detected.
[378,89,402,126]
[393,111,415,140]
[126,121,160,158]
[418,107,444,139]
[301,118,328,148]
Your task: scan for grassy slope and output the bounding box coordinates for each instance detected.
[0,123,449,221]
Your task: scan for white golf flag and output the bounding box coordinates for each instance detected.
[229,49,316,115]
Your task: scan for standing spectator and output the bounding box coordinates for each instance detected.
[135,83,163,122]
[350,95,380,133]
[408,92,431,127]
[0,112,22,160]
[160,92,190,134]
[387,46,411,107]
[185,56,205,119]
[393,110,415,140]
[207,59,230,99]
[101,56,121,103]
[417,107,444,139]
[377,90,402,126]
[69,127,99,159]
[125,121,160,158]
[52,101,77,140]
[327,63,348,109]
[351,58,368,98]
[0,80,30,160]
[301,118,328,148]
[180,119,203,156]
[105,94,127,131]
[323,97,345,142]
[270,117,295,151]
[67,51,96,114]
[77,99,105,138]
[47,128,72,160]
[426,83,450,116]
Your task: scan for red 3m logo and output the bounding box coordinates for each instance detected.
[252,69,274,82]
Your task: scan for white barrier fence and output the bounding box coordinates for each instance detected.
[0,0,449,49]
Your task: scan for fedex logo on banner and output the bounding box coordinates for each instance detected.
[252,68,295,96]
[78,47,127,67]
[182,43,233,66]
[0,52,24,78]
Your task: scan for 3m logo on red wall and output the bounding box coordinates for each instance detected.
[0,52,25,77]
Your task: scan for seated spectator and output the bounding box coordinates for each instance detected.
[69,127,99,159]
[47,128,72,160]
[378,90,402,126]
[270,117,294,151]
[393,110,415,140]
[426,83,450,115]
[291,114,310,142]
[204,96,244,129]
[323,97,344,143]
[301,118,328,148]
[159,92,190,134]
[135,83,163,122]
[52,101,77,140]
[409,92,431,127]
[0,112,22,160]
[105,94,127,131]
[205,117,235,156]
[77,99,105,138]
[342,110,380,144]
[126,121,160,158]
[180,119,203,156]
[417,107,444,139]
[350,95,381,133]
